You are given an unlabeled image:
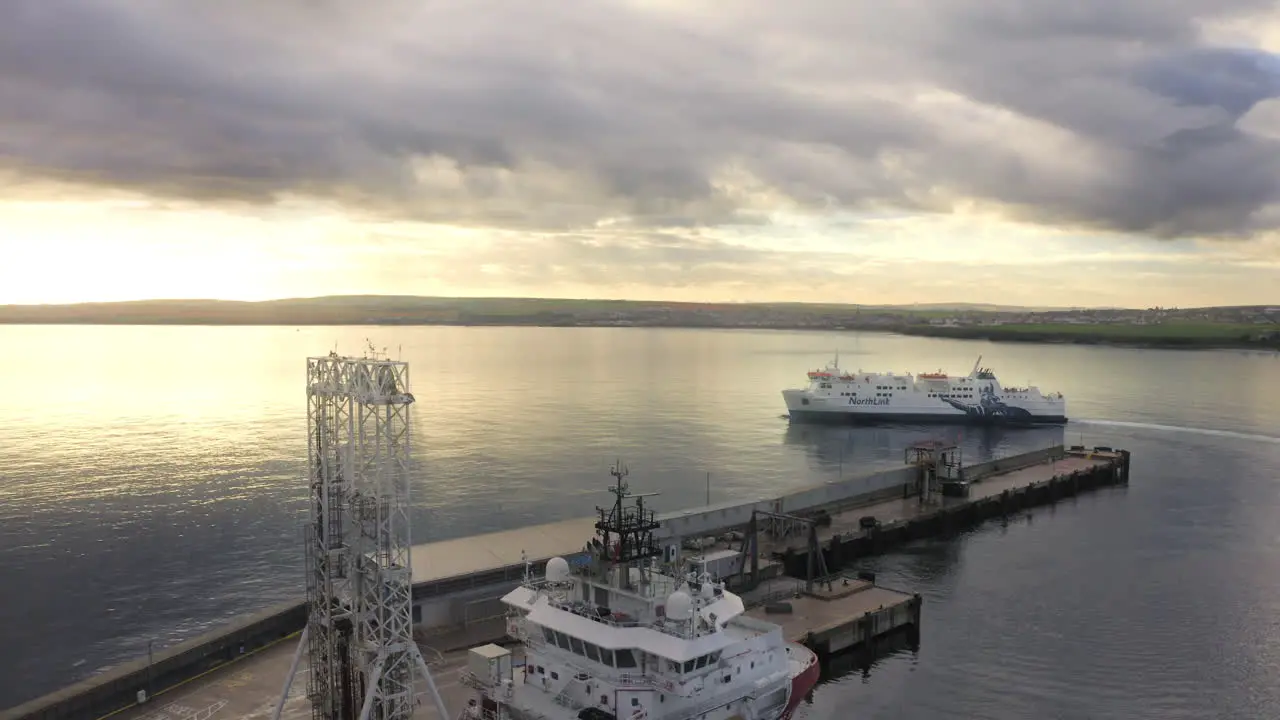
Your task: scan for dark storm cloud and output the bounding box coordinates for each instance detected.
[4,0,1280,239]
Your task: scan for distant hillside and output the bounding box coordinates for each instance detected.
[871,302,1091,312]
[0,296,1274,335]
[0,295,1090,322]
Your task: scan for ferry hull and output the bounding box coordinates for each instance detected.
[787,409,1068,426]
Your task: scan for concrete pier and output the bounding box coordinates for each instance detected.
[756,447,1130,583]
[3,444,1128,720]
[742,576,922,658]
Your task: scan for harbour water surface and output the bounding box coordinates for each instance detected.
[1,325,1278,718]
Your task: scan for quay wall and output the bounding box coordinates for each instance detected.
[656,464,919,543]
[805,594,924,656]
[962,444,1066,482]
[777,449,1131,579]
[1,602,304,720]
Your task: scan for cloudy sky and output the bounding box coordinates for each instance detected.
[3,0,1280,307]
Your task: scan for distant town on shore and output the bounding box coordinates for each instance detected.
[2,296,1278,350]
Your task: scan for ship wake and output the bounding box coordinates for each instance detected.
[1072,419,1280,445]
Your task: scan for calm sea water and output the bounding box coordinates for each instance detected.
[1,325,1278,717]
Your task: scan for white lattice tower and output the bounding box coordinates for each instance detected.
[303,351,417,720]
[305,354,357,720]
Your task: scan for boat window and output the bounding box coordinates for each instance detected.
[615,649,637,668]
[570,637,585,655]
[584,642,600,663]
[683,659,696,673]
[542,626,555,644]
[554,632,571,651]
[599,648,614,666]
[695,656,707,669]
[709,651,721,663]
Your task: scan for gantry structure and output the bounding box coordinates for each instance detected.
[274,347,446,720]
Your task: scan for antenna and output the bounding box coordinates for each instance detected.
[595,460,661,588]
[609,459,629,493]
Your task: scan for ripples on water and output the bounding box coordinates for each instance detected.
[1,326,1279,717]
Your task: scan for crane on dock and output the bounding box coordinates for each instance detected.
[273,349,447,720]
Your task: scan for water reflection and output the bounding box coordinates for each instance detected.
[797,628,923,720]
[818,627,922,686]
[782,423,1067,475]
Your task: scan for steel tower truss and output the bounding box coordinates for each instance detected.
[275,350,446,720]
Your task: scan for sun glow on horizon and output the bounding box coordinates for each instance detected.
[2,197,1277,308]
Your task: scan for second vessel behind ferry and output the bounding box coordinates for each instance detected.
[783,354,1067,425]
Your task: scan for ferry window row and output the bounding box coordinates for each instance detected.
[540,626,637,668]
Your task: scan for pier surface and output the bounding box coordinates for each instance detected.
[757,451,1110,558]
[110,639,482,720]
[742,576,921,656]
[410,518,597,586]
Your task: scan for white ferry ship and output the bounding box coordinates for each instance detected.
[783,355,1067,425]
[459,466,821,720]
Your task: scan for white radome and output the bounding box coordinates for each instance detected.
[544,556,571,583]
[665,589,694,621]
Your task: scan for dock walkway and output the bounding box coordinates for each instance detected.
[758,452,1109,558]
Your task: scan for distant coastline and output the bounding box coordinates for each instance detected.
[1,296,1277,351]
[893,324,1280,351]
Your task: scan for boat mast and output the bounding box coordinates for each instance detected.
[595,461,661,591]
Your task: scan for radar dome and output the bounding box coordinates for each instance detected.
[700,582,715,600]
[545,556,571,583]
[665,590,694,621]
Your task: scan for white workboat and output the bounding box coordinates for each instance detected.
[458,466,821,720]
